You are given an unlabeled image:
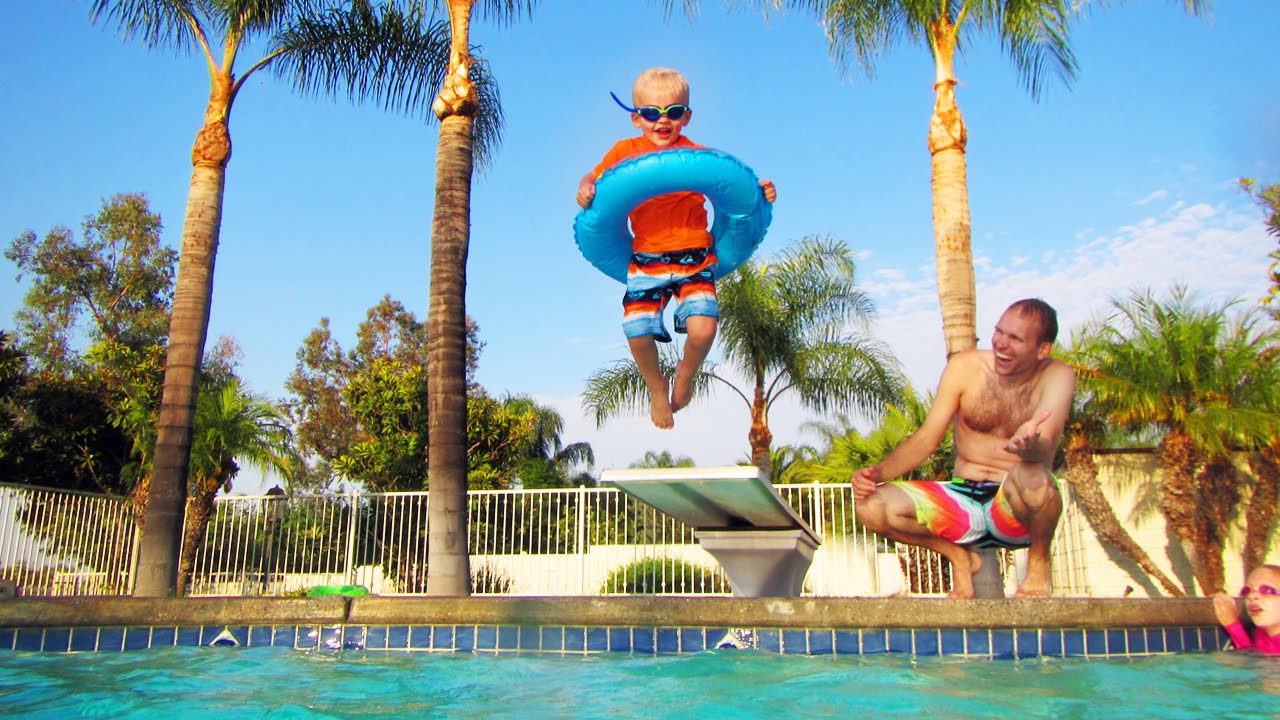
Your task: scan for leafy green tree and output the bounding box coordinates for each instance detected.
[583,236,904,477]
[286,295,481,489]
[326,359,539,492]
[86,0,491,597]
[6,193,174,374]
[0,365,133,495]
[464,394,539,490]
[3,194,172,495]
[331,357,430,491]
[1240,177,1280,317]
[1069,285,1280,594]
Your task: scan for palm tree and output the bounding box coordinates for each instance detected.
[583,236,904,477]
[629,450,696,469]
[177,380,299,594]
[88,0,474,596]
[501,395,595,488]
[758,0,1206,356]
[1243,445,1279,573]
[791,387,952,485]
[1057,378,1184,596]
[751,444,821,484]
[422,0,529,597]
[114,369,298,594]
[1070,286,1280,594]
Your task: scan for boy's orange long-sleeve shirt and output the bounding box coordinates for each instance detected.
[591,136,712,255]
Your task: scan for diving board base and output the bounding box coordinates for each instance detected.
[696,529,818,598]
[600,466,822,599]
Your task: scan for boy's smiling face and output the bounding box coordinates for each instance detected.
[631,83,690,147]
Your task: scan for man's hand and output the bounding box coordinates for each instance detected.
[851,465,881,501]
[1004,409,1051,459]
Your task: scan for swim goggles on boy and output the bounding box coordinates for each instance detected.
[610,91,689,122]
[1239,584,1279,597]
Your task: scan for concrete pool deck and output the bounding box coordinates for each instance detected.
[0,595,1216,630]
[0,596,1228,657]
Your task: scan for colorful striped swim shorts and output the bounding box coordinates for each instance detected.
[889,477,1047,549]
[622,247,718,342]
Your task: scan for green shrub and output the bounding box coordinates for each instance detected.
[600,557,718,594]
[471,564,513,594]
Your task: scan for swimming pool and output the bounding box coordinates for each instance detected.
[1,646,1275,719]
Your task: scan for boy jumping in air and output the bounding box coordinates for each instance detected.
[577,67,776,429]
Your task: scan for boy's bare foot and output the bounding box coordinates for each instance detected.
[649,379,674,429]
[947,548,983,599]
[671,359,693,413]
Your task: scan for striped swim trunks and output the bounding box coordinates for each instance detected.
[622,247,718,342]
[889,477,1047,549]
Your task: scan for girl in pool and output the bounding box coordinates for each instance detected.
[1213,564,1280,655]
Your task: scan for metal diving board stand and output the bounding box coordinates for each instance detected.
[601,466,822,598]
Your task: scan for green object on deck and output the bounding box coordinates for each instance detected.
[306,584,370,598]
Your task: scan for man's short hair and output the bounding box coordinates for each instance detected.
[1008,298,1058,344]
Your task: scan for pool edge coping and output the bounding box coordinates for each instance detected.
[0,595,1216,630]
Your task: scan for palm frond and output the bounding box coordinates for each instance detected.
[89,0,203,51]
[580,349,678,427]
[270,2,450,120]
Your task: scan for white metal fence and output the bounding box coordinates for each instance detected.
[0,482,1092,598]
[0,484,138,596]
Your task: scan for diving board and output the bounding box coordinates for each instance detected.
[601,466,822,598]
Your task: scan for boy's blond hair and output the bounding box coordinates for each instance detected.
[633,68,689,104]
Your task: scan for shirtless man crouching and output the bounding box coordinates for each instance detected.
[851,298,1077,599]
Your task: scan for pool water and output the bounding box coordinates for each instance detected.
[1,647,1275,719]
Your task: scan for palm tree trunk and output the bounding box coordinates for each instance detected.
[927,18,976,357]
[425,0,476,597]
[134,82,233,597]
[1158,427,1203,590]
[175,473,226,596]
[747,368,772,478]
[1193,455,1241,595]
[1065,434,1184,596]
[1244,446,1279,573]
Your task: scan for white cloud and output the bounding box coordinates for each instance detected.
[1133,188,1169,206]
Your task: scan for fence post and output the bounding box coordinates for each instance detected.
[344,489,360,586]
[576,486,587,596]
[811,485,825,596]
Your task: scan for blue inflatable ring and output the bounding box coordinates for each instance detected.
[574,148,772,283]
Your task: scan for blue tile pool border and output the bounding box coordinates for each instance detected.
[0,623,1229,658]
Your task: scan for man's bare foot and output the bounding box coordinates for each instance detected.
[649,380,674,429]
[947,549,983,599]
[670,360,693,413]
[1013,562,1052,598]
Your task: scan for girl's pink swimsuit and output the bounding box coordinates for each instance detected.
[1224,621,1280,655]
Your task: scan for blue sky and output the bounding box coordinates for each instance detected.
[2,2,1276,494]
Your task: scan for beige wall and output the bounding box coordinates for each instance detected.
[1067,450,1279,598]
